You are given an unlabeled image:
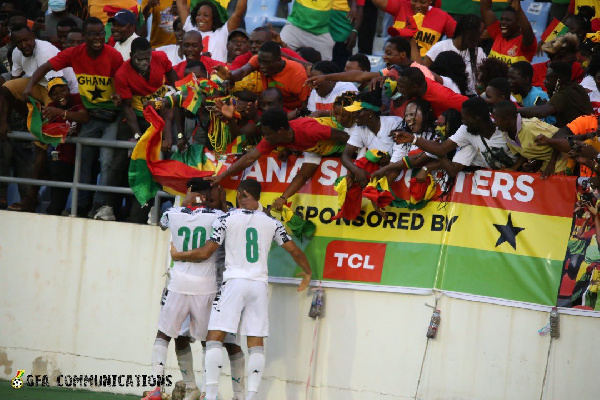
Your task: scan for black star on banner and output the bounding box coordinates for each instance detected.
[88,85,105,101]
[493,213,525,250]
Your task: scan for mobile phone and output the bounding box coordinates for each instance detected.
[567,135,575,148]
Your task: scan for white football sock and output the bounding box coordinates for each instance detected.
[246,346,265,400]
[175,344,197,389]
[201,345,207,393]
[152,338,169,380]
[229,351,245,398]
[205,341,223,400]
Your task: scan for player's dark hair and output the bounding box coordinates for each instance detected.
[131,36,152,54]
[238,179,262,200]
[587,53,600,78]
[259,41,281,58]
[83,17,104,31]
[190,1,225,30]
[348,53,371,72]
[260,108,289,131]
[386,36,411,58]
[187,178,212,193]
[510,61,534,81]
[487,77,511,100]
[462,96,491,121]
[312,60,339,75]
[503,6,517,15]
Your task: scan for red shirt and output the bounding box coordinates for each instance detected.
[48,43,124,110]
[487,21,537,65]
[385,0,455,56]
[391,77,467,118]
[255,117,333,154]
[229,48,306,70]
[532,61,585,91]
[248,56,310,110]
[173,56,225,79]
[114,51,173,115]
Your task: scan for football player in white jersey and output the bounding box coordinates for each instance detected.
[171,179,312,400]
[144,178,224,400]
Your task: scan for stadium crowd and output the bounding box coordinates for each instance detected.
[0,0,599,222]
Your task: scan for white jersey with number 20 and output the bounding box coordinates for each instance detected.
[160,206,223,295]
[209,209,291,283]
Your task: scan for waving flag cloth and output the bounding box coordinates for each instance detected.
[363,177,395,209]
[390,174,437,210]
[271,203,317,241]
[541,18,569,43]
[332,149,388,221]
[26,97,70,145]
[128,107,216,205]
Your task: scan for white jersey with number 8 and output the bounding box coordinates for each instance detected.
[209,209,291,283]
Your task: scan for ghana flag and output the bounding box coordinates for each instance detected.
[26,97,70,145]
[218,154,576,307]
[541,18,569,43]
[128,107,216,205]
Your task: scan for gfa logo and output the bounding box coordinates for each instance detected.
[11,370,25,389]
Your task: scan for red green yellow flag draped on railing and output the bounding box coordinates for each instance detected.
[128,107,215,205]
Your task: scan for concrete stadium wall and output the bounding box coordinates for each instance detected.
[0,211,597,399]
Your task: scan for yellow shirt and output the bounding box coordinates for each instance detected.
[505,117,567,172]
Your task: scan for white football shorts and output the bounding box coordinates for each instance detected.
[158,290,215,341]
[208,278,269,337]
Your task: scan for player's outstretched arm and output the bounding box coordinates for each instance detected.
[282,241,312,292]
[170,241,220,262]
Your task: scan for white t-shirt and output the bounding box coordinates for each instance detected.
[156,44,185,66]
[449,124,517,169]
[182,18,229,63]
[307,81,357,112]
[12,39,62,87]
[210,208,291,283]
[441,76,461,95]
[426,39,486,96]
[390,130,438,163]
[347,116,403,156]
[114,33,139,61]
[160,206,223,295]
[581,75,600,115]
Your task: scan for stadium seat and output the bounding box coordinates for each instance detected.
[522,0,552,41]
[244,0,293,34]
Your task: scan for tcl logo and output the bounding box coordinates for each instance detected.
[323,241,386,283]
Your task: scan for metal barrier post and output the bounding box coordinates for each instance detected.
[71,142,82,217]
[151,192,161,225]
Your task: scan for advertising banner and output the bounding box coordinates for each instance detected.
[219,155,578,308]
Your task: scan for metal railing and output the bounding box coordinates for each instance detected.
[0,131,175,225]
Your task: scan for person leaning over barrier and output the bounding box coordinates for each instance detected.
[23,17,124,217]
